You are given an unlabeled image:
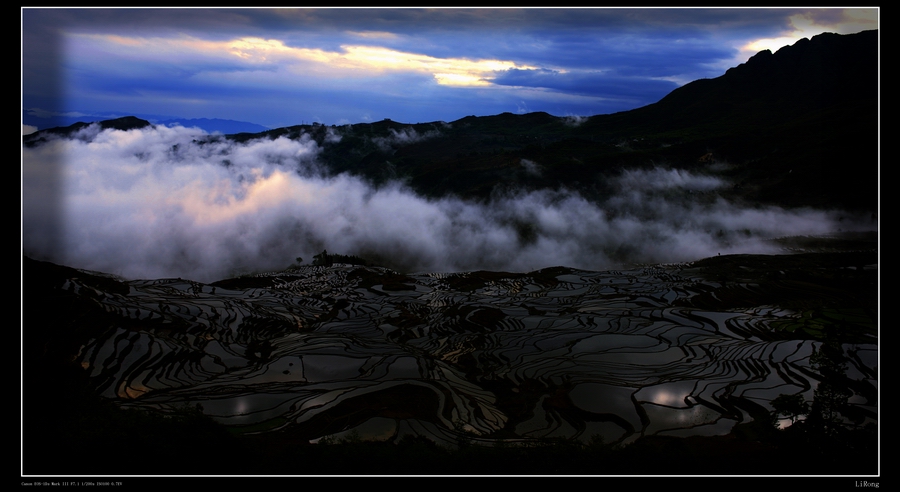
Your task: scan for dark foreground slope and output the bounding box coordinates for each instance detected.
[22,237,877,475]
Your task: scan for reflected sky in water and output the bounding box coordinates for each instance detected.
[74,262,877,447]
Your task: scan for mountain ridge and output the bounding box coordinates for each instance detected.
[24,29,878,212]
[22,110,270,135]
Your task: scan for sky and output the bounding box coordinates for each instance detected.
[22,7,879,130]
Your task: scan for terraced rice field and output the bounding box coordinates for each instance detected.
[66,253,877,448]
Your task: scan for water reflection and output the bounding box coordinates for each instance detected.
[74,262,877,447]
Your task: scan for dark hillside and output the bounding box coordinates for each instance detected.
[23,116,152,147]
[585,30,877,210]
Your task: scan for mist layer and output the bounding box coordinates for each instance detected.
[22,124,872,282]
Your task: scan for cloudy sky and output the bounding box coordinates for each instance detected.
[22,7,878,129]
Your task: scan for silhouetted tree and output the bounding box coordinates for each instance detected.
[772,393,810,424]
[313,250,332,267]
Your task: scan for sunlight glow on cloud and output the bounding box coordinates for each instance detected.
[226,37,332,64]
[739,8,877,57]
[339,45,536,86]
[432,72,489,87]
[72,33,537,88]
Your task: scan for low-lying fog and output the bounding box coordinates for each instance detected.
[22,123,875,283]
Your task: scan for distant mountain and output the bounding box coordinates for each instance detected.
[22,109,269,134]
[24,30,877,213]
[22,116,153,147]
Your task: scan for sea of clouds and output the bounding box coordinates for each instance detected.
[22,124,874,283]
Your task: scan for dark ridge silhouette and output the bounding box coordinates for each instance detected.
[23,116,152,147]
[22,108,269,135]
[617,30,876,131]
